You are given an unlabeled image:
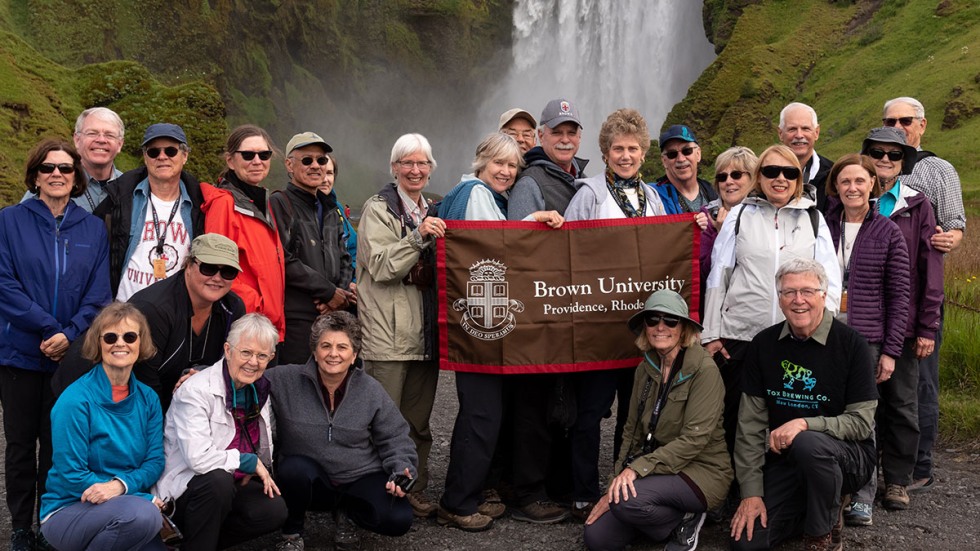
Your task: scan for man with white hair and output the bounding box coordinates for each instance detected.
[777,102,832,212]
[21,107,125,212]
[882,96,967,494]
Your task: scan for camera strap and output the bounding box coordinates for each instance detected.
[639,348,686,453]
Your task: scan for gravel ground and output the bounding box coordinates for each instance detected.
[3,370,979,550]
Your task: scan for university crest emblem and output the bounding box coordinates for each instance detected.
[452,259,524,340]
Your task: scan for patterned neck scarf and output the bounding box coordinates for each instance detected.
[605,167,646,218]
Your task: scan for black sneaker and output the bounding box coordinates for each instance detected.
[36,530,57,551]
[10,528,35,551]
[333,509,360,551]
[665,511,707,551]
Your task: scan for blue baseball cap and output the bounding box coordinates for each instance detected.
[658,125,698,147]
[142,123,188,147]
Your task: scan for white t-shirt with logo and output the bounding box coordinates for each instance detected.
[116,194,190,301]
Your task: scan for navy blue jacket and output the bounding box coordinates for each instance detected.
[0,198,111,372]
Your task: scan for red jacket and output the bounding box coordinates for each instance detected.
[201,178,286,340]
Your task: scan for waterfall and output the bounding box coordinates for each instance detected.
[481,0,716,168]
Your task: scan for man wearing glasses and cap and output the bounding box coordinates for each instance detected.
[54,233,245,412]
[654,124,717,217]
[94,123,206,301]
[498,108,538,154]
[270,132,355,365]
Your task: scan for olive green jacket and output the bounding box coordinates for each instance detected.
[615,343,733,508]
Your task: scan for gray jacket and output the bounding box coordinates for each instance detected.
[264,362,417,483]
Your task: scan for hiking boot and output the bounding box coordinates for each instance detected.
[35,531,57,551]
[908,475,935,493]
[844,501,873,526]
[802,532,840,551]
[333,509,360,551]
[882,484,910,510]
[511,500,569,524]
[275,534,305,551]
[10,529,35,551]
[436,507,494,532]
[406,491,438,518]
[477,500,507,519]
[570,501,595,523]
[665,511,707,551]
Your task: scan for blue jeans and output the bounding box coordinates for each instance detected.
[40,495,165,551]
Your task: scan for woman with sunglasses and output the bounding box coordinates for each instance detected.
[202,125,287,346]
[584,290,730,551]
[356,133,445,518]
[841,128,943,525]
[154,313,286,550]
[702,144,841,460]
[699,146,758,289]
[0,138,111,550]
[40,303,164,550]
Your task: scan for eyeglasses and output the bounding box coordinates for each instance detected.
[102,332,139,345]
[644,313,681,328]
[503,129,536,140]
[867,148,904,162]
[662,146,696,160]
[38,163,76,175]
[79,130,121,141]
[760,165,801,180]
[232,346,274,364]
[296,155,328,166]
[715,170,749,183]
[882,117,920,127]
[144,146,181,159]
[777,288,823,299]
[237,150,273,161]
[396,160,433,170]
[196,260,238,281]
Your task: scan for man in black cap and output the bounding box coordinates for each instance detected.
[655,125,717,214]
[94,123,206,301]
[270,132,355,365]
[507,98,589,220]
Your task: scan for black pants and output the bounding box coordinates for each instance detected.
[612,367,635,463]
[731,431,874,550]
[878,339,921,485]
[277,455,412,537]
[511,374,557,505]
[0,366,54,529]
[915,302,943,480]
[173,470,287,550]
[715,340,749,459]
[442,372,503,515]
[571,370,621,502]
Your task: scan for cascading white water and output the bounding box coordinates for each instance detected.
[482,0,716,167]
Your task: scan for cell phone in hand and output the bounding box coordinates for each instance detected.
[392,473,416,493]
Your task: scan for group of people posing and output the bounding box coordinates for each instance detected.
[0,92,964,551]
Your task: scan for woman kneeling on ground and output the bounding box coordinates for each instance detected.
[40,303,165,550]
[265,311,417,551]
[154,313,287,550]
[584,290,732,551]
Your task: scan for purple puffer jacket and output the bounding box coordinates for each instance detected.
[826,198,910,359]
[887,190,944,340]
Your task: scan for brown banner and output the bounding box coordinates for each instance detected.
[437,215,700,374]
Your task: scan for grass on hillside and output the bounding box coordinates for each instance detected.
[938,216,980,442]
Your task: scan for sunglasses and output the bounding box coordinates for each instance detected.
[144,146,181,159]
[715,170,748,183]
[300,156,329,166]
[644,313,680,328]
[867,148,904,162]
[38,163,76,175]
[760,165,801,180]
[237,150,273,161]
[102,332,139,345]
[196,260,239,281]
[882,117,919,127]
[662,146,696,160]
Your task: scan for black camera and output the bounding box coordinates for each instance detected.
[391,473,416,493]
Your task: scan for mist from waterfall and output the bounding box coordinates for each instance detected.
[480,0,716,170]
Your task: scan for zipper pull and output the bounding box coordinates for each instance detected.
[328,424,333,442]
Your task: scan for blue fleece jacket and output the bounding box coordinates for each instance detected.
[41,365,164,521]
[0,198,111,372]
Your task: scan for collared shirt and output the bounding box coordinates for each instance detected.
[877,179,902,218]
[396,186,427,226]
[778,307,834,344]
[903,149,967,232]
